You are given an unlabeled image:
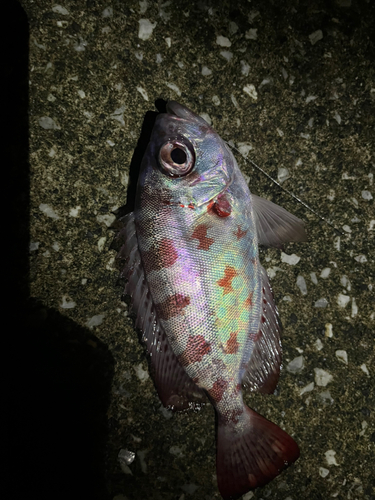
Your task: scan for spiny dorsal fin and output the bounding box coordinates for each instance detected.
[116,212,206,410]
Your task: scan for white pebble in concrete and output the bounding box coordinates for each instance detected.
[38,116,61,130]
[287,356,304,373]
[243,84,258,100]
[39,203,60,220]
[337,293,350,308]
[281,252,300,265]
[60,296,76,309]
[335,350,348,364]
[134,363,149,382]
[319,467,330,478]
[299,382,314,395]
[315,298,328,308]
[296,275,307,295]
[314,368,333,386]
[314,339,324,351]
[324,449,339,466]
[309,30,323,45]
[360,364,370,376]
[361,190,373,200]
[216,35,231,47]
[310,272,318,284]
[354,254,367,263]
[320,267,331,278]
[138,19,157,40]
[86,314,105,329]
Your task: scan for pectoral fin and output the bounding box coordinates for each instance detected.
[252,194,307,248]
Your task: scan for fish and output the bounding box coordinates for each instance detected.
[116,101,307,499]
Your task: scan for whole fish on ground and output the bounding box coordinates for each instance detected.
[116,101,306,499]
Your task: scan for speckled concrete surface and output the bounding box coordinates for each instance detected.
[15,0,374,499]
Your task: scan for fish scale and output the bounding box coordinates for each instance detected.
[117,101,307,499]
[136,172,260,389]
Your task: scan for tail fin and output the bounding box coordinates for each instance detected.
[217,406,300,500]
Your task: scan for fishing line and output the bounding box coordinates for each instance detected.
[227,142,346,238]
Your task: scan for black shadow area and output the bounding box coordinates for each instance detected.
[115,98,166,220]
[115,108,159,218]
[9,300,114,500]
[6,3,114,499]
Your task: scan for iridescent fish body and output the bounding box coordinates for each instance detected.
[117,101,306,499]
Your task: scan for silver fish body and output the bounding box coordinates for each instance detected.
[117,101,306,499]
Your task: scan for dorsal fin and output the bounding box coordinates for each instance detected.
[242,266,282,394]
[116,213,206,410]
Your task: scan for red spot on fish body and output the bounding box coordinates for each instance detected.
[160,238,178,266]
[207,200,215,214]
[208,378,229,403]
[192,224,214,250]
[213,195,231,217]
[207,194,231,217]
[179,335,211,367]
[217,266,238,295]
[244,292,253,308]
[235,225,247,240]
[224,331,239,354]
[155,293,190,320]
[143,238,178,272]
[187,203,195,210]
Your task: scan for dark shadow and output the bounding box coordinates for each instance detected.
[6,3,114,499]
[155,98,167,113]
[115,110,158,218]
[114,98,167,219]
[7,0,29,307]
[9,300,114,500]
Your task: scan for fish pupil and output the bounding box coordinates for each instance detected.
[171,147,186,165]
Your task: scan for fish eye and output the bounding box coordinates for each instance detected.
[158,138,195,177]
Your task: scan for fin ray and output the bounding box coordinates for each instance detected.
[252,194,307,248]
[242,266,282,394]
[217,406,300,499]
[116,212,206,410]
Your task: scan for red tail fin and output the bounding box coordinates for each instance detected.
[216,406,300,500]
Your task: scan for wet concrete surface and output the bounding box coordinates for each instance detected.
[11,0,374,498]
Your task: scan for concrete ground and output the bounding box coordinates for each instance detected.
[10,0,374,499]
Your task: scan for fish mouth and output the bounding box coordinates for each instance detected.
[166,101,200,121]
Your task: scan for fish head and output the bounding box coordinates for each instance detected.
[137,101,236,209]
